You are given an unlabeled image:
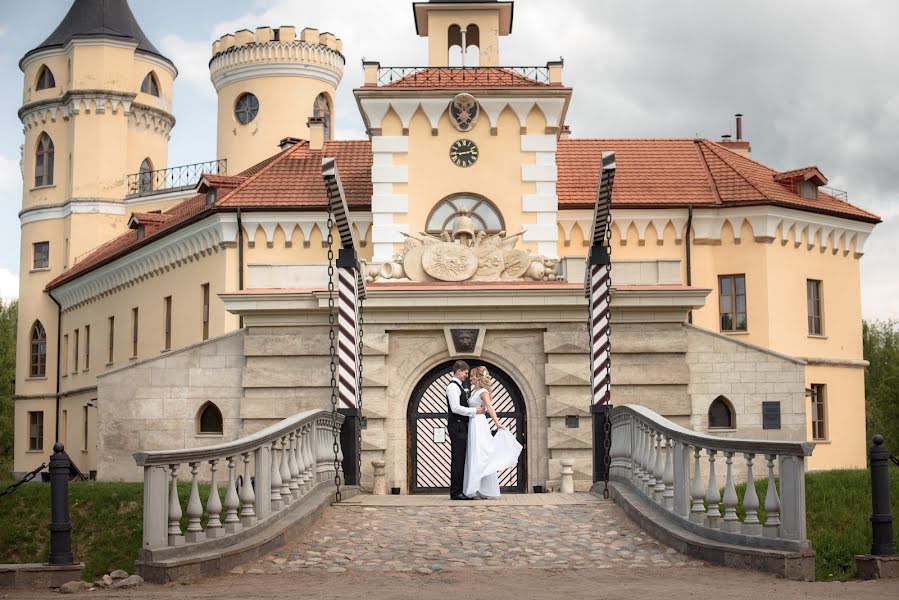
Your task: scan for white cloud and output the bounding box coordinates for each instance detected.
[0,267,18,301]
[159,34,216,98]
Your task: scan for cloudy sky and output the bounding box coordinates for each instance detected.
[0,0,896,318]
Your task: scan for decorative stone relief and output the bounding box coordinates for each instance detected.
[450,329,479,353]
[368,211,560,283]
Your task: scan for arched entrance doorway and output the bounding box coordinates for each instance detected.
[408,360,527,494]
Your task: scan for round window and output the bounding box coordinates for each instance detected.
[235,93,259,125]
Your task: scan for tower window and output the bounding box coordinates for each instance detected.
[718,274,747,332]
[163,296,172,350]
[807,279,824,335]
[313,94,332,141]
[28,411,44,451]
[33,241,50,270]
[426,194,504,234]
[35,133,55,187]
[141,71,160,97]
[36,65,56,90]
[29,321,47,378]
[708,396,735,429]
[198,402,224,434]
[202,283,210,341]
[138,158,154,194]
[235,93,259,125]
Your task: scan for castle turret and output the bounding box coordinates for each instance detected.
[210,26,344,173]
[15,0,176,465]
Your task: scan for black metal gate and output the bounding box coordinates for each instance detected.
[408,360,526,494]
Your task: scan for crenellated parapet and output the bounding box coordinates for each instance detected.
[210,27,345,90]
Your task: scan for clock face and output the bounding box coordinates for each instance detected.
[450,139,479,168]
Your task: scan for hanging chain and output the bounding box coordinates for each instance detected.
[601,209,613,500]
[327,208,341,503]
[0,463,46,499]
[357,294,365,485]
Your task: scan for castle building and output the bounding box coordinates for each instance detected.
[14,0,879,491]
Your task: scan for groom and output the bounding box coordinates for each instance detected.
[446,360,486,500]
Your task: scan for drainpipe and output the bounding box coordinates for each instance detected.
[237,208,244,328]
[685,206,694,324]
[47,289,62,442]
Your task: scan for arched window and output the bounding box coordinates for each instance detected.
[235,93,259,125]
[140,71,160,97]
[138,158,154,194]
[197,402,223,434]
[708,396,735,429]
[36,65,56,91]
[30,321,47,378]
[426,194,504,234]
[35,133,54,187]
[313,93,332,141]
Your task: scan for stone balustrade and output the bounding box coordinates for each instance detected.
[609,404,814,552]
[133,409,344,552]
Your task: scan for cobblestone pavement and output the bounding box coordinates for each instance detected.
[233,499,704,575]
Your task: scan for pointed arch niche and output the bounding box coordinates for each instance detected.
[197,401,223,435]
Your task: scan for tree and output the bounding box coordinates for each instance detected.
[0,300,17,467]
[863,319,899,452]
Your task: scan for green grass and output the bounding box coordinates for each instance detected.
[0,478,224,581]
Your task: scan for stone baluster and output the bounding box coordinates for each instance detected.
[336,434,345,483]
[653,432,666,502]
[295,428,307,495]
[742,453,762,536]
[662,436,675,510]
[644,427,657,495]
[287,431,300,498]
[641,424,652,493]
[279,435,293,504]
[763,454,781,538]
[206,459,223,539]
[239,452,257,526]
[721,452,740,532]
[633,422,645,484]
[168,464,185,546]
[185,462,206,542]
[223,456,241,533]
[689,446,706,524]
[270,440,283,511]
[704,450,721,528]
[302,424,314,490]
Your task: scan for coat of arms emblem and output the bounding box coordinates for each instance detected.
[449,93,479,132]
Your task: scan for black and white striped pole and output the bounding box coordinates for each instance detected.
[323,157,367,487]
[586,152,616,491]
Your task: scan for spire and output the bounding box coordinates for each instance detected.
[21,0,172,68]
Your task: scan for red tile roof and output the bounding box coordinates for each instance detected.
[49,136,879,290]
[557,138,880,222]
[379,67,553,89]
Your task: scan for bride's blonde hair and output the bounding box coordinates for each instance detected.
[471,366,494,389]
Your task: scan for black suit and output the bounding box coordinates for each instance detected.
[447,379,470,498]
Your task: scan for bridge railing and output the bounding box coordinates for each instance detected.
[608,404,814,552]
[133,409,344,552]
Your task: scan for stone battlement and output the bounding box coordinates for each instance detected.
[212,26,342,57]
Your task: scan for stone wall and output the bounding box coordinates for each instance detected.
[96,331,246,481]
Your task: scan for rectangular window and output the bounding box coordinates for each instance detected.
[202,284,210,341]
[33,241,49,270]
[62,334,68,374]
[131,308,139,357]
[811,384,827,441]
[718,274,747,332]
[73,328,79,373]
[84,325,90,370]
[164,296,172,350]
[28,411,44,451]
[107,316,114,364]
[807,279,823,335]
[83,405,89,452]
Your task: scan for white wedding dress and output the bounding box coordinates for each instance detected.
[463,387,523,498]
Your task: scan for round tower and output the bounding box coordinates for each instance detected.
[15,0,176,469]
[210,26,344,173]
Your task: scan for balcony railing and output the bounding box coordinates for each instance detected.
[126,159,227,198]
[821,186,848,203]
[377,66,551,87]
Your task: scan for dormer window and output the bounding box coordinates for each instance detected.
[206,188,217,205]
[774,167,828,201]
[136,225,146,241]
[36,65,56,91]
[797,181,817,199]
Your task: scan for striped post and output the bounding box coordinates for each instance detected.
[323,157,367,486]
[586,151,616,483]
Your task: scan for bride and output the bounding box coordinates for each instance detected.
[463,366,523,499]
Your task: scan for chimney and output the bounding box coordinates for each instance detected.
[560,125,571,140]
[717,114,751,157]
[307,116,325,151]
